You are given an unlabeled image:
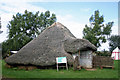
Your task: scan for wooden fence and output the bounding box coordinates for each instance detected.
[92,56,114,69]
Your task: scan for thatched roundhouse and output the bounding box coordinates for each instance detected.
[5,22,97,68]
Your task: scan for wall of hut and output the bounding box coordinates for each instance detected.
[72,50,93,68]
[79,50,93,68]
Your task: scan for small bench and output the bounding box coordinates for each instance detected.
[100,65,114,69]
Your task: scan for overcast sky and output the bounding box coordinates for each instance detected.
[0,0,119,51]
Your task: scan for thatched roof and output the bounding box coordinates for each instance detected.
[5,22,97,66]
[64,38,97,53]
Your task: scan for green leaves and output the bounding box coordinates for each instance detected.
[0,17,1,29]
[83,10,113,48]
[0,17,3,34]
[108,35,120,52]
[2,10,56,54]
[103,22,113,35]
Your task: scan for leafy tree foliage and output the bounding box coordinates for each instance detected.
[83,10,114,48]
[2,10,56,54]
[0,17,3,34]
[108,35,120,52]
[0,17,1,29]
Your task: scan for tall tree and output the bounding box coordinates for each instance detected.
[83,10,114,48]
[0,17,3,34]
[2,10,56,54]
[108,35,120,52]
[0,17,1,29]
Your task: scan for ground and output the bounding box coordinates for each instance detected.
[1,60,120,79]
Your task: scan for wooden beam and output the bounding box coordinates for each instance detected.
[79,50,80,55]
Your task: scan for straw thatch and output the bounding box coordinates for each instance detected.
[5,22,97,66]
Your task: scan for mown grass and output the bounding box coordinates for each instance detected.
[1,60,119,78]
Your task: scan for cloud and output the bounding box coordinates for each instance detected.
[98,41,110,51]
[57,14,85,39]
[0,1,46,14]
[0,13,13,43]
[80,8,91,12]
[111,25,118,35]
[0,1,47,43]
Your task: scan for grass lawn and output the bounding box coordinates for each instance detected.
[1,60,119,78]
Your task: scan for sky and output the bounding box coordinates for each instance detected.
[0,0,119,51]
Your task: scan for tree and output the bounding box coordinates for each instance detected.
[2,10,56,54]
[0,17,3,34]
[83,10,114,48]
[0,17,1,29]
[108,35,120,52]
